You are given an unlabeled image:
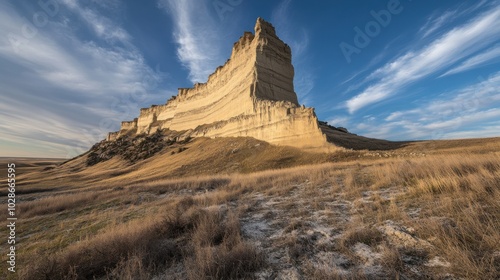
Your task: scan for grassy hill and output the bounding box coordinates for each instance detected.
[1,136,499,279]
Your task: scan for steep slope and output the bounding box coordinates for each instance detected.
[17,135,335,194]
[319,123,411,150]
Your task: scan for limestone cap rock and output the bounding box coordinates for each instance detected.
[106,18,329,150]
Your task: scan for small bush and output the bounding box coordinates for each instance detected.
[341,227,384,248]
[185,211,264,280]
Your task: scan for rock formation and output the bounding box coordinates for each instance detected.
[107,18,328,149]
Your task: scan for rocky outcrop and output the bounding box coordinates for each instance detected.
[107,18,328,149]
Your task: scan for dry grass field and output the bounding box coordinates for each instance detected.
[1,137,499,279]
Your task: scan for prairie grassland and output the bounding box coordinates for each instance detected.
[1,138,499,279]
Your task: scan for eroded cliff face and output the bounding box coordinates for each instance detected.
[107,18,328,149]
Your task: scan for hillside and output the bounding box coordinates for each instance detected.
[1,137,499,279]
[319,123,411,151]
[11,131,500,195]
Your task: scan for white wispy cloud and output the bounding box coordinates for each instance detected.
[385,111,405,122]
[158,0,223,83]
[423,108,500,131]
[346,6,500,114]
[424,72,500,117]
[419,0,495,39]
[440,45,500,77]
[419,10,457,38]
[90,0,122,11]
[442,123,500,139]
[355,72,500,140]
[327,116,351,127]
[0,1,165,158]
[61,0,131,44]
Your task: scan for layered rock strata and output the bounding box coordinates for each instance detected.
[107,18,328,149]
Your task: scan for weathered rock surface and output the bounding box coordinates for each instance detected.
[107,18,328,149]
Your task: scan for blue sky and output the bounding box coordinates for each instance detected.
[1,0,499,158]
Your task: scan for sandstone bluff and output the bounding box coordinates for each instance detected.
[107,18,332,149]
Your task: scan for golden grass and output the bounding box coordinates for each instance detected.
[18,192,101,218]
[1,138,499,279]
[18,194,263,279]
[343,153,500,278]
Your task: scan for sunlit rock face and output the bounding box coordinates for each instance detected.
[107,18,327,149]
